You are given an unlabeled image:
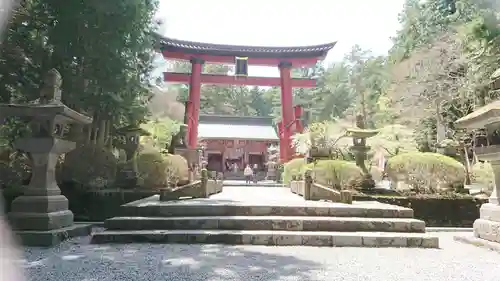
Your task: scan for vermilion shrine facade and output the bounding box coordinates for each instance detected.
[159,36,336,162]
[196,115,279,172]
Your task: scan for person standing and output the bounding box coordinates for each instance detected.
[252,163,259,183]
[244,164,253,185]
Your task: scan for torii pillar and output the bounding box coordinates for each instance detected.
[279,61,294,162]
[186,58,204,149]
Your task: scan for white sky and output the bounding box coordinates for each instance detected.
[156,0,405,77]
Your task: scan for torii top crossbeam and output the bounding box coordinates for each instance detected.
[157,34,336,162]
[159,36,336,67]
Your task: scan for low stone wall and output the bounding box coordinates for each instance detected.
[290,180,352,204]
[290,181,305,196]
[207,180,223,195]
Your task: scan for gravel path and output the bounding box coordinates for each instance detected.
[19,231,500,281]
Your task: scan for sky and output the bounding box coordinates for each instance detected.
[156,0,406,77]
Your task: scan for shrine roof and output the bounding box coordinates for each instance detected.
[198,115,279,141]
[158,35,336,59]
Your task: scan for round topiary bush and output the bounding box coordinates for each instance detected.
[471,162,494,192]
[283,158,307,184]
[136,149,172,188]
[304,160,364,190]
[136,149,190,189]
[164,153,189,185]
[60,144,118,188]
[386,152,465,192]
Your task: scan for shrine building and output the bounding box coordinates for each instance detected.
[197,115,279,172]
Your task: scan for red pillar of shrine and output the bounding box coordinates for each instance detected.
[279,62,294,162]
[187,58,204,149]
[277,121,285,162]
[294,105,304,133]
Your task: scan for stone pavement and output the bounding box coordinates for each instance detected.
[19,231,500,281]
[209,185,303,202]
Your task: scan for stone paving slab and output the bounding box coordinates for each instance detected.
[104,216,426,232]
[14,224,92,247]
[454,235,500,253]
[121,199,414,218]
[90,229,439,248]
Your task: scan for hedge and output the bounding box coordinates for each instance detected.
[386,152,465,191]
[302,160,363,189]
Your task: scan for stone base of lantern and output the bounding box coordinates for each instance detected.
[116,168,140,189]
[8,194,92,247]
[455,203,500,251]
[13,224,92,247]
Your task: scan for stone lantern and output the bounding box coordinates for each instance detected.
[0,69,93,246]
[346,115,378,174]
[346,115,378,190]
[455,99,500,247]
[115,125,151,188]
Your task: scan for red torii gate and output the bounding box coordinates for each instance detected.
[158,36,336,162]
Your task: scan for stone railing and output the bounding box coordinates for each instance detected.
[159,169,223,201]
[289,172,353,204]
[290,180,306,196]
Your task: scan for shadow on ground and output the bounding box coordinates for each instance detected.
[21,229,322,281]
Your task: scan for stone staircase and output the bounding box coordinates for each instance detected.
[91,194,439,248]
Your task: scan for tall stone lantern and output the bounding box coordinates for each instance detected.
[115,125,151,188]
[0,69,93,246]
[455,100,500,247]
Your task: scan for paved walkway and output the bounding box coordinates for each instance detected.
[210,185,304,203]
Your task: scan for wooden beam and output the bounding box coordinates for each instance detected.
[164,72,317,88]
[161,50,322,67]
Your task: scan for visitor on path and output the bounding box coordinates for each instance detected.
[252,164,259,183]
[244,164,253,185]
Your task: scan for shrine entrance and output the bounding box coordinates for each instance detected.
[159,36,336,162]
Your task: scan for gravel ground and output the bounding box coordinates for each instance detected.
[18,231,500,281]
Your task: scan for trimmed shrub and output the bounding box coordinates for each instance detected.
[283,158,307,184]
[60,145,117,188]
[471,162,494,191]
[386,152,465,192]
[0,149,31,188]
[165,153,189,185]
[305,160,363,190]
[136,149,190,189]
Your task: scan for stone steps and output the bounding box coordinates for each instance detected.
[121,201,414,218]
[104,216,426,233]
[90,229,439,248]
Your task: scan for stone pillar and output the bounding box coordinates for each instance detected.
[488,161,500,205]
[9,138,76,231]
[471,160,500,244]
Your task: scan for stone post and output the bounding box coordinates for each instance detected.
[304,170,312,200]
[1,69,93,246]
[201,168,208,197]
